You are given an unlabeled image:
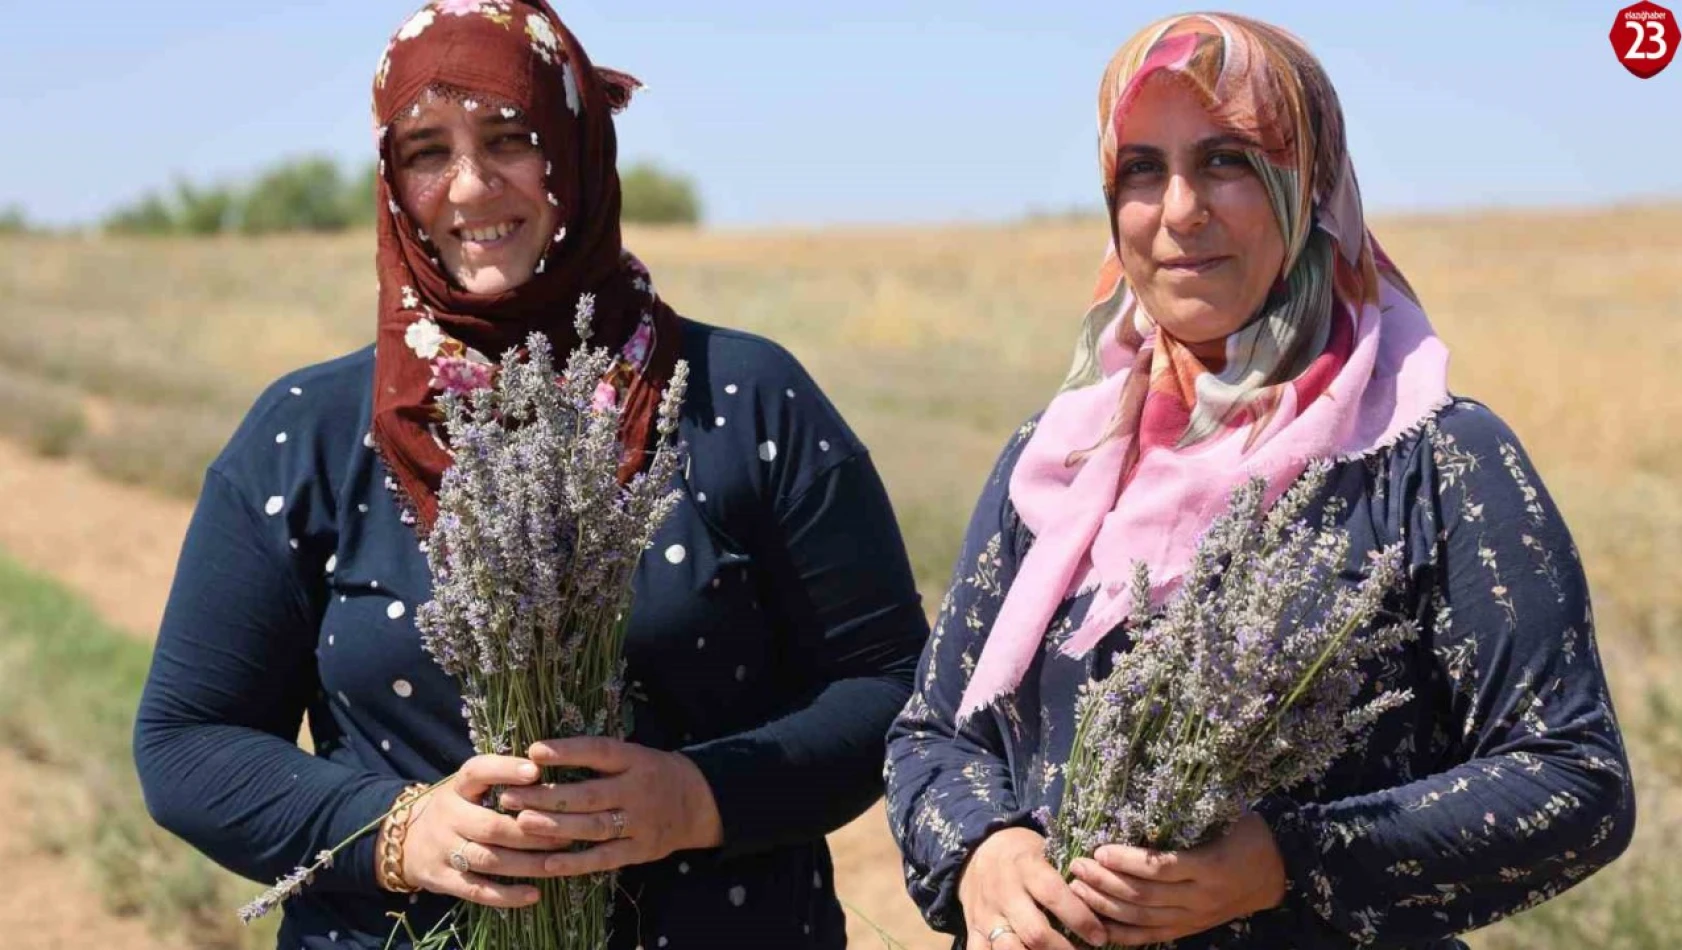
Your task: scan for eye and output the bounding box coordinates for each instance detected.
[1207,150,1250,171]
[1118,157,1162,178]
[489,130,537,152]
[401,145,449,168]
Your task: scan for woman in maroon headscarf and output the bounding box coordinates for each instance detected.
[134,3,929,947]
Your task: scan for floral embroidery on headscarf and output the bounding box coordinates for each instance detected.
[404,304,656,403]
[526,13,561,64]
[396,9,435,41]
[404,316,447,359]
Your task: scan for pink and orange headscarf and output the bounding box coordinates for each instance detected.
[956,13,1452,722]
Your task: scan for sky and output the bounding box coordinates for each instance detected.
[1,0,1678,229]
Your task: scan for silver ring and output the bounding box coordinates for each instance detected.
[448,843,473,874]
[609,809,627,839]
[987,923,1015,945]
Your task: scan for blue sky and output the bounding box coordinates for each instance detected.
[2,0,1677,228]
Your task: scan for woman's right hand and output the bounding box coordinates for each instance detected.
[397,754,560,907]
[958,827,1110,950]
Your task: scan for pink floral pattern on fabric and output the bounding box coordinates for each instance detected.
[430,354,496,395]
[623,318,653,367]
[405,289,658,409]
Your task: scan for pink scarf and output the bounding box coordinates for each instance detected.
[955,14,1452,723]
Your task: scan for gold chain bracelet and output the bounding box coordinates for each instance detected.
[378,783,430,894]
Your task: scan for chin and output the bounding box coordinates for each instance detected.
[1152,300,1245,343]
[449,259,539,295]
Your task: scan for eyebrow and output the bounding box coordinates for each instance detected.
[394,114,527,148]
[396,125,445,147]
[1117,133,1258,157]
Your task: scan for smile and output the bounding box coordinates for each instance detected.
[452,219,525,248]
[1159,255,1230,275]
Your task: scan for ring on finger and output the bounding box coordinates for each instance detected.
[609,808,627,839]
[448,842,473,874]
[986,922,1015,946]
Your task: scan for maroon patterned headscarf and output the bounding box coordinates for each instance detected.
[368,0,681,533]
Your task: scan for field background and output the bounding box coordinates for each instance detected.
[0,205,1679,948]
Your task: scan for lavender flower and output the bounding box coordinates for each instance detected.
[410,319,688,950]
[242,306,688,950]
[1048,464,1417,894]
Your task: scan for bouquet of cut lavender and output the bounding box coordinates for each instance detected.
[1046,464,1416,895]
[235,300,687,949]
[409,310,688,950]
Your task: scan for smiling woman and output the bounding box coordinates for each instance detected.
[886,11,1634,950]
[389,101,559,293]
[1110,79,1285,345]
[131,2,930,949]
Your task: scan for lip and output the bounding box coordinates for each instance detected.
[1158,254,1230,274]
[450,218,526,251]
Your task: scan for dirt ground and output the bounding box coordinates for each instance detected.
[0,439,948,949]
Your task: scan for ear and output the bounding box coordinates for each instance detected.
[595,66,645,114]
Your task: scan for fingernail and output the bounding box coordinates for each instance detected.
[519,763,539,780]
[500,794,519,810]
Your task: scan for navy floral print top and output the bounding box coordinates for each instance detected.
[885,399,1635,949]
[134,319,929,950]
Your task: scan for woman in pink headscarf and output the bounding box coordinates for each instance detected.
[885,13,1632,950]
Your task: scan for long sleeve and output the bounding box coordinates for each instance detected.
[681,450,930,857]
[884,424,1036,936]
[1256,404,1636,947]
[133,467,409,894]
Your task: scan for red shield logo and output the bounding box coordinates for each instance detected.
[1610,1,1679,78]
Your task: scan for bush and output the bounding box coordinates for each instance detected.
[239,156,353,234]
[173,180,238,236]
[0,203,30,234]
[620,161,702,225]
[104,192,179,235]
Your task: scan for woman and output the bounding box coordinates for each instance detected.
[886,13,1634,950]
[133,2,928,948]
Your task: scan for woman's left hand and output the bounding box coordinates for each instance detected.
[501,737,725,876]
[1067,813,1288,947]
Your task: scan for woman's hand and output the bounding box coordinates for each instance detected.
[399,754,563,907]
[1067,813,1288,946]
[502,737,724,876]
[957,827,1110,950]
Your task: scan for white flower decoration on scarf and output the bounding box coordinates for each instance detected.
[375,45,394,89]
[405,317,448,360]
[525,13,559,64]
[561,62,581,116]
[396,8,435,41]
[400,285,420,309]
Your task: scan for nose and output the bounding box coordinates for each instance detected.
[446,152,502,205]
[1160,172,1210,234]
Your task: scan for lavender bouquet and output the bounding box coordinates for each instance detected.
[236,298,689,950]
[1046,464,1416,899]
[409,306,688,950]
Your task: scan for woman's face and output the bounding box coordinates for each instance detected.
[1112,76,1285,343]
[391,99,558,294]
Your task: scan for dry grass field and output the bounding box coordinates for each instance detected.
[0,204,1679,948]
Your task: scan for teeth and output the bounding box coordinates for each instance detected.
[461,221,518,243]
